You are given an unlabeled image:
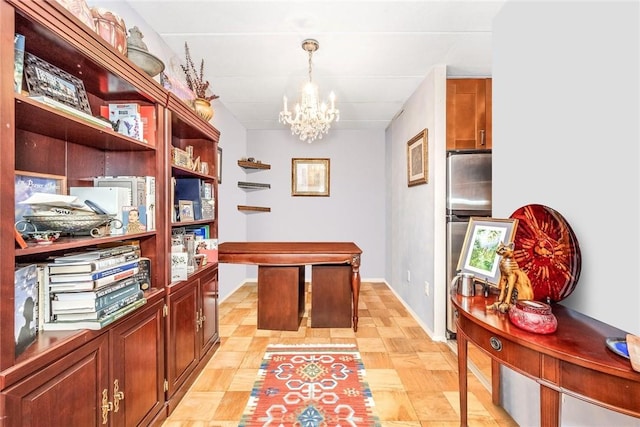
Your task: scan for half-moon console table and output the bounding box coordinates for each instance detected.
[452,294,640,427]
[218,242,362,331]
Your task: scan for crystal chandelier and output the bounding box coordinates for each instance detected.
[279,39,339,143]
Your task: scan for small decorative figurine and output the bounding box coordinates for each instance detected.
[487,241,535,313]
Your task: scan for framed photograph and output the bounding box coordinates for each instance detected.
[23,52,91,115]
[15,171,67,223]
[178,200,195,222]
[217,146,223,184]
[407,129,428,187]
[457,217,519,284]
[292,158,330,197]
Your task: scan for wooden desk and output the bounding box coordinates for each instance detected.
[218,242,362,331]
[452,294,640,426]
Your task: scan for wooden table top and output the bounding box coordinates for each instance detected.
[218,242,362,266]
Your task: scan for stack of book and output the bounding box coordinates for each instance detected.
[42,244,147,331]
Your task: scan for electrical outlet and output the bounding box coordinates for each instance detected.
[425,281,430,296]
[407,270,411,282]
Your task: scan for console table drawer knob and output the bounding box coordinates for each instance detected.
[490,336,503,351]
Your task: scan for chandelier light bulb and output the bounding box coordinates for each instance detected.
[278,38,339,143]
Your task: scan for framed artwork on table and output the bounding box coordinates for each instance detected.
[407,128,428,187]
[15,171,67,223]
[23,52,91,115]
[292,158,330,196]
[457,217,518,284]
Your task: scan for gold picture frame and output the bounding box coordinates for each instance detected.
[407,128,428,187]
[291,158,330,197]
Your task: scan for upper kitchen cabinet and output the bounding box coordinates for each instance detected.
[446,78,492,150]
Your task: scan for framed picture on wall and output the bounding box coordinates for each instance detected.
[407,128,428,187]
[457,217,518,284]
[291,158,330,196]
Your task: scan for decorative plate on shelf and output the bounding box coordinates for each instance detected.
[606,337,630,359]
[509,204,581,303]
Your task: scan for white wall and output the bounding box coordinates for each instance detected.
[494,1,640,425]
[385,65,448,337]
[236,129,387,281]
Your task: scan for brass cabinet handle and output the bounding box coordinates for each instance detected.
[479,129,486,146]
[196,309,202,331]
[101,389,112,424]
[113,379,125,413]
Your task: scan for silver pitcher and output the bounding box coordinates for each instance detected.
[451,272,476,297]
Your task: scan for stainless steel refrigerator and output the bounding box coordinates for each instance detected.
[446,149,492,338]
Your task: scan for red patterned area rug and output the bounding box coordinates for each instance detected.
[239,344,381,426]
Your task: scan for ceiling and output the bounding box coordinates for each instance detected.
[127,1,506,131]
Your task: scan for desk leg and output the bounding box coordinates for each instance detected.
[457,330,469,427]
[491,359,501,406]
[540,385,560,427]
[351,254,361,332]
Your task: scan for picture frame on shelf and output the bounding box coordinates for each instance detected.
[457,217,519,285]
[178,200,194,222]
[15,171,67,224]
[217,146,223,183]
[407,128,428,187]
[292,158,330,197]
[23,52,91,115]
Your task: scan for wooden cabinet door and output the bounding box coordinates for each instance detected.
[110,299,166,427]
[446,79,492,150]
[165,282,199,398]
[198,267,219,356]
[2,335,109,427]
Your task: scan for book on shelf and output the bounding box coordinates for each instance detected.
[49,259,140,283]
[109,103,143,141]
[15,264,38,357]
[48,267,138,292]
[122,205,147,234]
[51,277,141,313]
[134,257,151,291]
[55,244,140,263]
[42,297,147,331]
[48,249,140,275]
[14,33,25,94]
[53,290,144,322]
[144,175,156,231]
[185,224,209,240]
[201,198,215,220]
[99,104,156,145]
[29,96,112,129]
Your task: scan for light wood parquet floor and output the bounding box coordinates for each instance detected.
[162,281,519,426]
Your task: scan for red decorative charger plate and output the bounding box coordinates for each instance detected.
[509,204,581,303]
